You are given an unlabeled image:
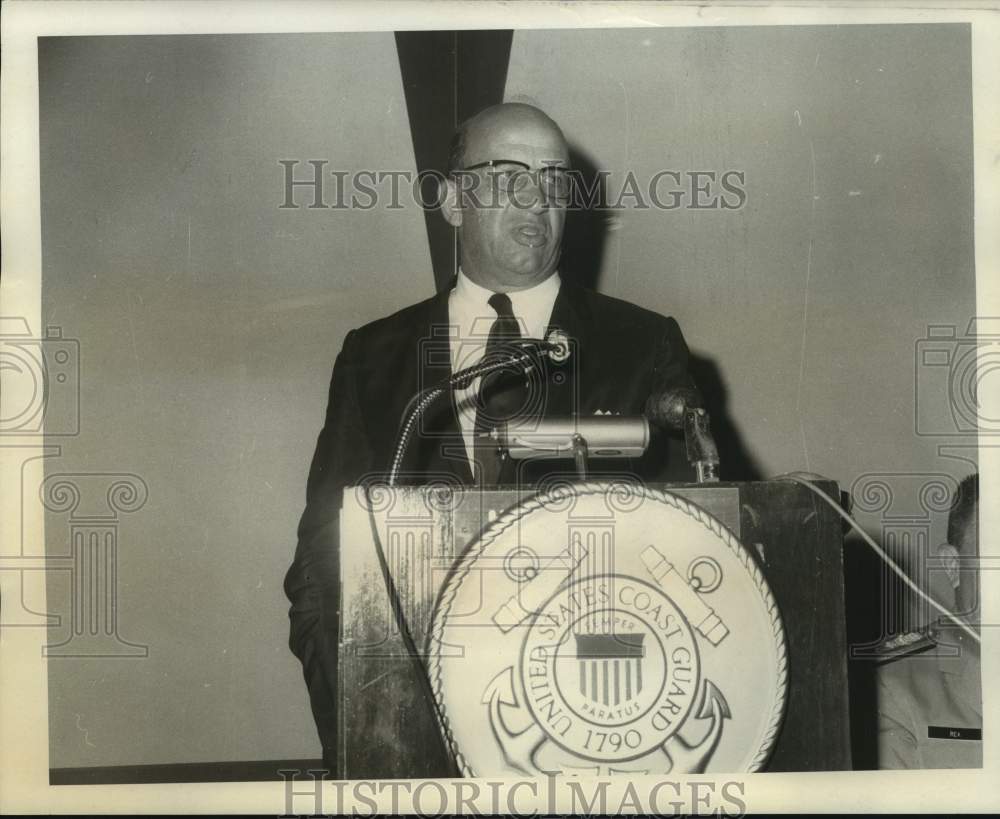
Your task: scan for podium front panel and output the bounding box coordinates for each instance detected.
[337,481,850,777]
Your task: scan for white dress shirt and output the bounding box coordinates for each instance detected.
[448,269,561,469]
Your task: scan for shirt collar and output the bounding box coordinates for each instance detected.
[452,268,561,340]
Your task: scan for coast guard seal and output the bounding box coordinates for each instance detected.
[427,482,787,776]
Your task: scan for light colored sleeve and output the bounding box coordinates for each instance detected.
[876,666,922,769]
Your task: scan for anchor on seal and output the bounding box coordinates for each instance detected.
[482,667,731,776]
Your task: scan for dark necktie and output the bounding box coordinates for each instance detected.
[473,292,526,485]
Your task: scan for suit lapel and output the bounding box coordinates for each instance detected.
[412,287,475,486]
[543,279,590,418]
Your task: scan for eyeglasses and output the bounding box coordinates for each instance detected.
[456,160,572,202]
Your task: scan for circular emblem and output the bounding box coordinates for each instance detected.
[520,577,699,763]
[428,482,787,777]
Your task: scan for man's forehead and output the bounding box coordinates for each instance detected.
[465,118,568,165]
[472,139,569,163]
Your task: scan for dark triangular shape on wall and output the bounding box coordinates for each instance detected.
[395,30,514,293]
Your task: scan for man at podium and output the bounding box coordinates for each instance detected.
[284,102,700,768]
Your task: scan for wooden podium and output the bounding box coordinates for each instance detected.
[337,480,851,778]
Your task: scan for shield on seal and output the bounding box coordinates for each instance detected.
[426,482,788,777]
[574,633,645,706]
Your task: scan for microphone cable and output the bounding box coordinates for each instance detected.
[773,471,980,645]
[361,481,460,775]
[363,334,568,766]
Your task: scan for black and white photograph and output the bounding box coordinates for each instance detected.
[1,1,998,813]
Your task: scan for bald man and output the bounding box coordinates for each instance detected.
[284,103,699,769]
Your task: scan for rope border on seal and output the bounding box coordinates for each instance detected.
[426,481,789,778]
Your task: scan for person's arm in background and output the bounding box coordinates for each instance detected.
[651,315,697,399]
[643,314,699,482]
[283,329,372,768]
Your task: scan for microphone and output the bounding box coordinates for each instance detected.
[493,415,650,459]
[543,329,571,363]
[644,386,704,432]
[388,331,572,485]
[644,386,720,483]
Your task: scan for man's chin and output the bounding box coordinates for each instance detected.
[497,267,556,289]
[498,249,558,284]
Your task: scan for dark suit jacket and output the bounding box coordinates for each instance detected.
[284,278,697,769]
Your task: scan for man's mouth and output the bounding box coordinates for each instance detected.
[511,224,548,248]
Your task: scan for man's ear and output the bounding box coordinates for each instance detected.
[439,176,463,227]
[938,543,961,589]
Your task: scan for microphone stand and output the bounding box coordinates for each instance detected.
[684,406,721,483]
[570,434,588,480]
[644,386,721,483]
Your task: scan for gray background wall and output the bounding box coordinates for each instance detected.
[40,26,975,768]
